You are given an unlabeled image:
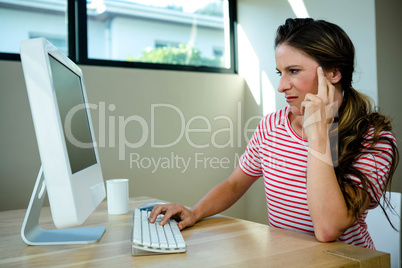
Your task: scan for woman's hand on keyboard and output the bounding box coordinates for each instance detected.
[148,203,197,230]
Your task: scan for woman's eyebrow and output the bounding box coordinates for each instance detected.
[276,65,303,72]
[285,64,302,70]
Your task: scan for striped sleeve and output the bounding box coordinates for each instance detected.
[239,112,276,177]
[238,120,263,177]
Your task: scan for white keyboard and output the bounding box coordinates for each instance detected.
[131,208,186,255]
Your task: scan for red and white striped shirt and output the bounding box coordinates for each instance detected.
[239,106,395,249]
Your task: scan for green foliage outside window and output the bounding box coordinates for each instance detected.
[128,44,223,68]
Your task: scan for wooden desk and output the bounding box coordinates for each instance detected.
[0,197,389,267]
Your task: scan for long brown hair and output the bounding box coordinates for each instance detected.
[275,18,399,224]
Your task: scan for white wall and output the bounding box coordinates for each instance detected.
[375,0,402,194]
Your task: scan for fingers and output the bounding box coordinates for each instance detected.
[148,203,172,223]
[302,93,322,127]
[177,217,194,231]
[316,66,335,105]
[316,67,327,100]
[148,203,195,230]
[302,67,338,139]
[160,203,184,225]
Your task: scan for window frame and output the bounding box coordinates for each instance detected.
[1,0,237,74]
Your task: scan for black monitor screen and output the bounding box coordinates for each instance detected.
[49,54,97,174]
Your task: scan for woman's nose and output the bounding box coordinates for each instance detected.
[277,76,291,93]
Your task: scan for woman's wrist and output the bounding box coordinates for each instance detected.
[307,134,333,166]
[190,206,203,223]
[308,132,329,152]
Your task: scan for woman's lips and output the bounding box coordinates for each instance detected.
[286,96,298,102]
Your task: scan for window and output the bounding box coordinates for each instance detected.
[0,0,68,56]
[0,0,236,73]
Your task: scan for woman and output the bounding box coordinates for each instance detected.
[149,18,399,249]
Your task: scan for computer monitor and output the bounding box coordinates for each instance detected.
[20,38,106,245]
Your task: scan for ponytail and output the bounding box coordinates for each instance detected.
[335,87,399,222]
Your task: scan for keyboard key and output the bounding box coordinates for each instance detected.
[166,226,177,248]
[155,220,168,249]
[169,221,186,248]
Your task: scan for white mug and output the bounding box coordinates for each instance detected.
[106,179,129,214]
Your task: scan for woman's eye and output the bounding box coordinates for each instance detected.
[290,69,299,74]
[276,71,282,76]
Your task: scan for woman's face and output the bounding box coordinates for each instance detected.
[275,44,321,116]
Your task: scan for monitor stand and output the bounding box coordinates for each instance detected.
[21,166,106,245]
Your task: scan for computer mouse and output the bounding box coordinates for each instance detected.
[138,202,166,211]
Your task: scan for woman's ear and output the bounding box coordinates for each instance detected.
[329,68,342,84]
